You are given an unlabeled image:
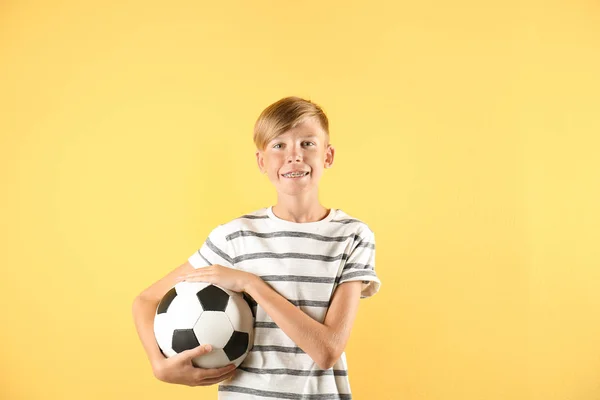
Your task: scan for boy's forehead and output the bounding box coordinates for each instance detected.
[276,132,320,140]
[276,119,325,140]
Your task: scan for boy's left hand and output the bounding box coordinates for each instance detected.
[178,264,256,293]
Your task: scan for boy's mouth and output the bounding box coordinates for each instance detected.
[281,171,310,179]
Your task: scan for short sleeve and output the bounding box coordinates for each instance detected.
[337,226,381,298]
[188,224,235,269]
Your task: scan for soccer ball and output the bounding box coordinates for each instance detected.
[153,281,254,369]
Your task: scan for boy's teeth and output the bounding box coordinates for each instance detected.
[284,172,308,177]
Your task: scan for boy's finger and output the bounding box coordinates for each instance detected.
[197,364,237,382]
[204,363,237,377]
[197,344,212,354]
[182,344,211,360]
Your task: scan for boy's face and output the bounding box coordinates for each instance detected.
[255,117,335,196]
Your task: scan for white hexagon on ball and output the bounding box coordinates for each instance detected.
[191,347,232,369]
[226,294,254,335]
[168,292,204,326]
[193,311,234,349]
[153,313,177,357]
[154,289,203,358]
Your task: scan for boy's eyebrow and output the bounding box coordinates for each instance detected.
[272,135,319,142]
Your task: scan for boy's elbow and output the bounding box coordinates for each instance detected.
[132,294,149,313]
[318,347,343,370]
[132,294,144,308]
[316,358,333,370]
[318,359,335,370]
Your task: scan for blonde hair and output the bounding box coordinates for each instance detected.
[253,96,330,151]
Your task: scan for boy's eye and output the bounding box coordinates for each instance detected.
[273,142,314,149]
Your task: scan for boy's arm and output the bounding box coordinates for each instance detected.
[245,277,363,370]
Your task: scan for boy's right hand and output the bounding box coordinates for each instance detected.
[152,344,237,387]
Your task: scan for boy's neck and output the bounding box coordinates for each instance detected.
[271,203,330,223]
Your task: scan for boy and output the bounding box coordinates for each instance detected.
[132,96,381,398]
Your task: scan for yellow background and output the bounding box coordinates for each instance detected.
[1,0,599,399]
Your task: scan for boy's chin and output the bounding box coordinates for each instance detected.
[276,185,316,195]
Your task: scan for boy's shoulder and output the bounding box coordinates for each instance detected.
[219,207,270,229]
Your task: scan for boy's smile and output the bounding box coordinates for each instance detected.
[281,171,310,179]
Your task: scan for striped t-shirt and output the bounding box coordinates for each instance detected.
[187,206,381,399]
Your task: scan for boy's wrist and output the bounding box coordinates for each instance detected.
[244,274,263,295]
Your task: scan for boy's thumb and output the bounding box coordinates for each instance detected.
[195,344,212,355]
[181,344,211,360]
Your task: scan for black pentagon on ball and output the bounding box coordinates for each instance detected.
[223,331,249,361]
[157,287,177,314]
[243,292,257,318]
[197,285,230,312]
[172,328,200,353]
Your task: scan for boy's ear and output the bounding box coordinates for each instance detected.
[256,150,265,173]
[325,144,335,168]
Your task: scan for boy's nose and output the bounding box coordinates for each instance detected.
[286,152,303,162]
